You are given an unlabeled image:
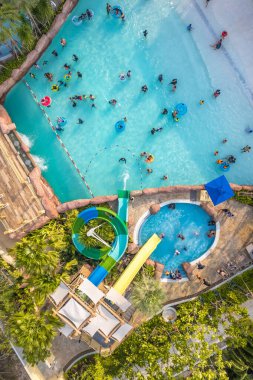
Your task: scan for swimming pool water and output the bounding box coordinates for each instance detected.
[4,0,253,202]
[138,203,215,278]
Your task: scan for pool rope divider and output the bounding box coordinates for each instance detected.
[22,80,94,198]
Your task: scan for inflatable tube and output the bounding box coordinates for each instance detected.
[119,73,126,81]
[220,162,230,172]
[145,154,155,163]
[64,74,71,82]
[72,15,82,26]
[115,120,126,132]
[111,5,123,18]
[57,117,67,127]
[175,103,187,116]
[173,117,180,122]
[51,84,59,92]
[41,96,52,107]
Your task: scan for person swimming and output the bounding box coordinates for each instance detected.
[226,155,236,163]
[143,30,148,37]
[170,79,177,85]
[127,70,131,78]
[106,3,111,15]
[187,24,193,31]
[141,84,148,92]
[119,157,127,163]
[162,108,168,115]
[172,110,178,119]
[241,145,251,153]
[213,89,221,98]
[72,54,79,62]
[211,39,222,49]
[77,118,84,124]
[109,99,117,105]
[77,71,82,78]
[86,9,93,19]
[60,38,67,47]
[158,74,163,82]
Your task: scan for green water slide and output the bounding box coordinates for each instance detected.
[72,190,130,286]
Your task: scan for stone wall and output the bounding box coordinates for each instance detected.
[0,0,79,103]
[0,105,59,239]
[57,183,253,215]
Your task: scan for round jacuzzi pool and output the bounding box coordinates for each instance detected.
[135,201,219,281]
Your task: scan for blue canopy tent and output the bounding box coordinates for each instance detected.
[205,175,234,206]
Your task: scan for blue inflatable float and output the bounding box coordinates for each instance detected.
[72,16,82,26]
[111,5,123,18]
[175,103,187,116]
[219,162,230,172]
[115,120,126,132]
[57,117,67,127]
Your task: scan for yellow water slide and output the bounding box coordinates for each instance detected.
[113,234,161,295]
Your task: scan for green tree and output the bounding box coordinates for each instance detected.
[130,274,166,317]
[16,15,35,51]
[0,3,23,57]
[32,0,54,28]
[9,0,41,37]
[7,311,62,365]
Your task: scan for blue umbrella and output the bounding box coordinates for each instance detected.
[205,175,234,206]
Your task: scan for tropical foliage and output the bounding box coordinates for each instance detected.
[234,192,253,206]
[79,218,115,249]
[0,0,63,83]
[130,273,166,317]
[0,209,81,364]
[66,269,253,380]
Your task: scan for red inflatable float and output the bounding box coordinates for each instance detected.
[41,96,52,107]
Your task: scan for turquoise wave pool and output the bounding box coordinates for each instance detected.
[4,0,253,201]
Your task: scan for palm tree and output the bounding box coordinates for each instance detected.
[13,244,60,276]
[9,0,41,37]
[32,0,54,28]
[16,14,35,52]
[7,311,62,365]
[130,274,166,317]
[0,4,23,57]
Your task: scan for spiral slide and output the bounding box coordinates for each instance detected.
[72,190,130,286]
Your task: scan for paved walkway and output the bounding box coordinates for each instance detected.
[37,334,92,380]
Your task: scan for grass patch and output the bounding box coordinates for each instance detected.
[234,192,253,206]
[0,56,27,85]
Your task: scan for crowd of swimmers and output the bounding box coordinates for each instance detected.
[157,203,216,280]
[77,9,93,22]
[27,10,252,178]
